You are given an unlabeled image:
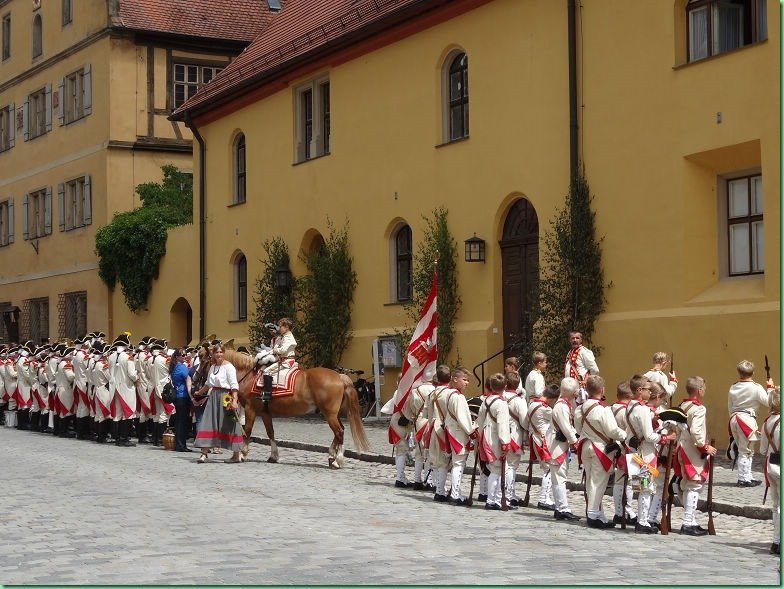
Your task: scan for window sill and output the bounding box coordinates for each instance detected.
[63,223,89,232]
[673,39,768,70]
[228,318,247,324]
[435,136,470,149]
[227,200,246,208]
[63,113,88,126]
[383,301,407,307]
[26,131,48,142]
[293,152,330,166]
[0,145,11,154]
[686,274,766,306]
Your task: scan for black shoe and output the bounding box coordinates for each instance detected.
[485,503,501,511]
[554,510,581,521]
[509,498,519,507]
[737,480,762,487]
[680,524,708,536]
[394,480,411,488]
[433,494,448,503]
[176,448,193,452]
[647,521,660,531]
[118,438,137,447]
[423,483,436,492]
[452,498,468,506]
[477,494,488,502]
[587,517,610,529]
[635,523,658,534]
[770,543,780,555]
[537,502,556,511]
[613,514,637,525]
[412,482,424,491]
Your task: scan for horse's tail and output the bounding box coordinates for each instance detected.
[340,374,370,452]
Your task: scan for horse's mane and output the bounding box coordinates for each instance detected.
[224,349,256,371]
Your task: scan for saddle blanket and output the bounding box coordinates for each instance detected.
[251,367,300,398]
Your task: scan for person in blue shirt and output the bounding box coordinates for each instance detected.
[169,348,193,452]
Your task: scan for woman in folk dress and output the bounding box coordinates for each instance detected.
[194,343,244,463]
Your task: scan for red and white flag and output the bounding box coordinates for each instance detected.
[383,273,438,415]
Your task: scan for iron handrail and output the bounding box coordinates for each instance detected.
[471,345,513,389]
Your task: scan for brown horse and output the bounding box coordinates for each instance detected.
[195,348,370,467]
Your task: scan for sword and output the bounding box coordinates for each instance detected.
[765,354,771,381]
[763,483,769,505]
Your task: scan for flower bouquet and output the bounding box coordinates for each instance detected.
[222,393,239,422]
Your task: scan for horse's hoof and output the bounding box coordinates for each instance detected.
[328,459,341,469]
[267,457,278,463]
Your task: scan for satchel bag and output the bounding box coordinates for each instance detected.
[162,381,176,404]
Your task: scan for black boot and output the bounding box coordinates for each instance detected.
[31,411,41,431]
[110,420,119,443]
[118,419,136,447]
[0,404,6,425]
[63,415,77,438]
[96,420,109,444]
[75,416,87,440]
[41,412,52,433]
[154,422,164,446]
[262,374,273,402]
[90,418,98,441]
[53,414,61,436]
[138,420,152,444]
[16,408,28,430]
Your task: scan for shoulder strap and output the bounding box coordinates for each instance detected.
[446,390,460,422]
[484,396,500,423]
[582,401,611,444]
[766,416,781,452]
[434,388,448,423]
[625,402,642,441]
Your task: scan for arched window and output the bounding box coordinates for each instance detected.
[234,253,247,320]
[233,133,246,204]
[32,14,42,58]
[393,224,412,302]
[446,52,468,141]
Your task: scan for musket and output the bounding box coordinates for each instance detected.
[765,354,771,381]
[659,440,675,535]
[620,468,628,530]
[763,483,769,505]
[521,448,534,508]
[581,468,588,518]
[669,352,675,408]
[466,444,479,507]
[707,437,716,535]
[501,454,508,511]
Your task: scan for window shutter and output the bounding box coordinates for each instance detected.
[22,194,29,240]
[8,103,14,148]
[82,65,92,116]
[7,197,14,243]
[58,183,65,231]
[83,175,91,225]
[22,98,29,141]
[57,78,65,125]
[44,186,52,235]
[44,84,52,133]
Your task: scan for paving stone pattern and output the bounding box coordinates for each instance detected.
[0,418,780,585]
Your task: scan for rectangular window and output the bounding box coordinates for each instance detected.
[25,188,50,239]
[295,77,330,163]
[0,198,12,247]
[26,297,49,344]
[62,0,73,26]
[237,262,247,320]
[63,291,87,340]
[59,176,91,231]
[688,0,767,62]
[727,174,763,276]
[173,63,222,109]
[1,14,9,61]
[0,104,13,151]
[28,87,47,139]
[64,69,85,123]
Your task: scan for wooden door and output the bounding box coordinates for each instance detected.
[500,199,539,352]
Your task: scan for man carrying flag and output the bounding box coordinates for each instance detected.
[383,274,438,488]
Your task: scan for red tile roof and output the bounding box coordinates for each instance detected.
[111,0,275,42]
[172,0,453,119]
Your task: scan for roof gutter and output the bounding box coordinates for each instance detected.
[184,111,207,341]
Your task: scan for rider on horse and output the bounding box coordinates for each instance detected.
[261,318,297,402]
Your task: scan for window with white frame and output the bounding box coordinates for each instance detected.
[393,224,412,302]
[2,13,10,61]
[233,133,246,204]
[0,198,13,247]
[0,103,14,152]
[23,187,51,240]
[443,52,469,142]
[173,63,222,109]
[59,66,91,124]
[727,174,763,276]
[234,254,247,320]
[294,77,330,162]
[58,176,91,231]
[25,85,51,139]
[687,0,767,62]
[32,13,42,58]
[62,0,73,26]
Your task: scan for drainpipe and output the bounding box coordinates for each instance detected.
[568,0,579,180]
[184,112,206,340]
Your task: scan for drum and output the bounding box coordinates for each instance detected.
[162,428,175,451]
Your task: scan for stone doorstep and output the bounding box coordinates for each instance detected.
[247,435,774,521]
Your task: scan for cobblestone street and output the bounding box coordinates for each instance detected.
[0,420,780,585]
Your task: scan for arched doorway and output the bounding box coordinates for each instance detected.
[500,198,539,353]
[170,298,193,347]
